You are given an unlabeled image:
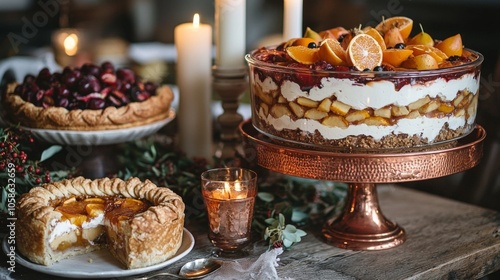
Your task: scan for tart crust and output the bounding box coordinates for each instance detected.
[16,177,185,269]
[3,83,174,131]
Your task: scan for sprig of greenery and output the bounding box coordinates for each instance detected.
[252,175,347,231]
[264,213,307,249]
[0,127,72,213]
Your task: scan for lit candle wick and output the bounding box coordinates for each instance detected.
[193,13,200,28]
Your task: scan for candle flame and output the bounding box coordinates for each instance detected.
[223,182,231,198]
[233,181,242,191]
[193,13,200,28]
[63,33,79,56]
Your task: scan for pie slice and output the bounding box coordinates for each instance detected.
[16,177,185,269]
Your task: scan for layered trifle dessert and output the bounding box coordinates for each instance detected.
[246,16,483,149]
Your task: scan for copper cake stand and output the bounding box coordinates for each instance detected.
[239,120,486,250]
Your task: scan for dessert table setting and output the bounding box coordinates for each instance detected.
[1,0,500,279]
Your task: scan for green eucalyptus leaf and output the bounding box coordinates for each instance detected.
[282,230,295,242]
[150,145,157,158]
[291,209,308,223]
[283,238,293,248]
[295,229,307,237]
[278,213,285,226]
[264,217,276,225]
[152,166,161,177]
[40,145,63,162]
[142,149,156,162]
[284,224,297,233]
[257,192,274,202]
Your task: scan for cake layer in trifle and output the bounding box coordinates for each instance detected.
[246,16,483,149]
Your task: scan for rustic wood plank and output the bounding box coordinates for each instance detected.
[275,185,500,279]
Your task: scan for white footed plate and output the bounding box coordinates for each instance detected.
[2,228,194,279]
[21,108,175,146]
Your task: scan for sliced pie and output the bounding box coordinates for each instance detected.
[16,177,185,269]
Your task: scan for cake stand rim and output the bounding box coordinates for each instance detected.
[239,120,486,183]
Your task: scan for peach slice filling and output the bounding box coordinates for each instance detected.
[50,196,150,252]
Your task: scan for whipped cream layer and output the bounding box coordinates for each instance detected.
[252,71,479,142]
[49,219,77,243]
[49,213,104,244]
[257,73,479,110]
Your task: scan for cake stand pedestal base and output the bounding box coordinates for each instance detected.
[78,145,121,179]
[322,183,405,250]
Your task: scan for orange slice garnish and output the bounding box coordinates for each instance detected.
[435,34,463,57]
[347,33,383,70]
[286,46,320,65]
[405,45,448,63]
[363,26,386,50]
[319,38,347,66]
[375,16,413,40]
[382,49,413,67]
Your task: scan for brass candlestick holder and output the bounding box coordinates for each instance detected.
[212,66,248,160]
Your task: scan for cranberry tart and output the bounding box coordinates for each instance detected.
[16,177,185,269]
[2,62,173,131]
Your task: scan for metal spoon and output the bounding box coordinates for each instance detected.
[135,258,222,280]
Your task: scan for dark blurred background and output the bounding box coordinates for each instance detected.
[0,0,499,211]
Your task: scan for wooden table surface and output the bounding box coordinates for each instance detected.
[2,185,500,280]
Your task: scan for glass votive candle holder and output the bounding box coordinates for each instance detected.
[201,167,257,256]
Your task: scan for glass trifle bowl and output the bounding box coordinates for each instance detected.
[245,47,483,151]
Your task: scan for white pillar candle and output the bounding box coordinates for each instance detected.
[283,0,303,40]
[215,0,246,69]
[174,14,213,160]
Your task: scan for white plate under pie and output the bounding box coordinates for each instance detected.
[2,228,194,279]
[20,108,176,146]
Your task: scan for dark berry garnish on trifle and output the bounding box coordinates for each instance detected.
[14,62,158,110]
